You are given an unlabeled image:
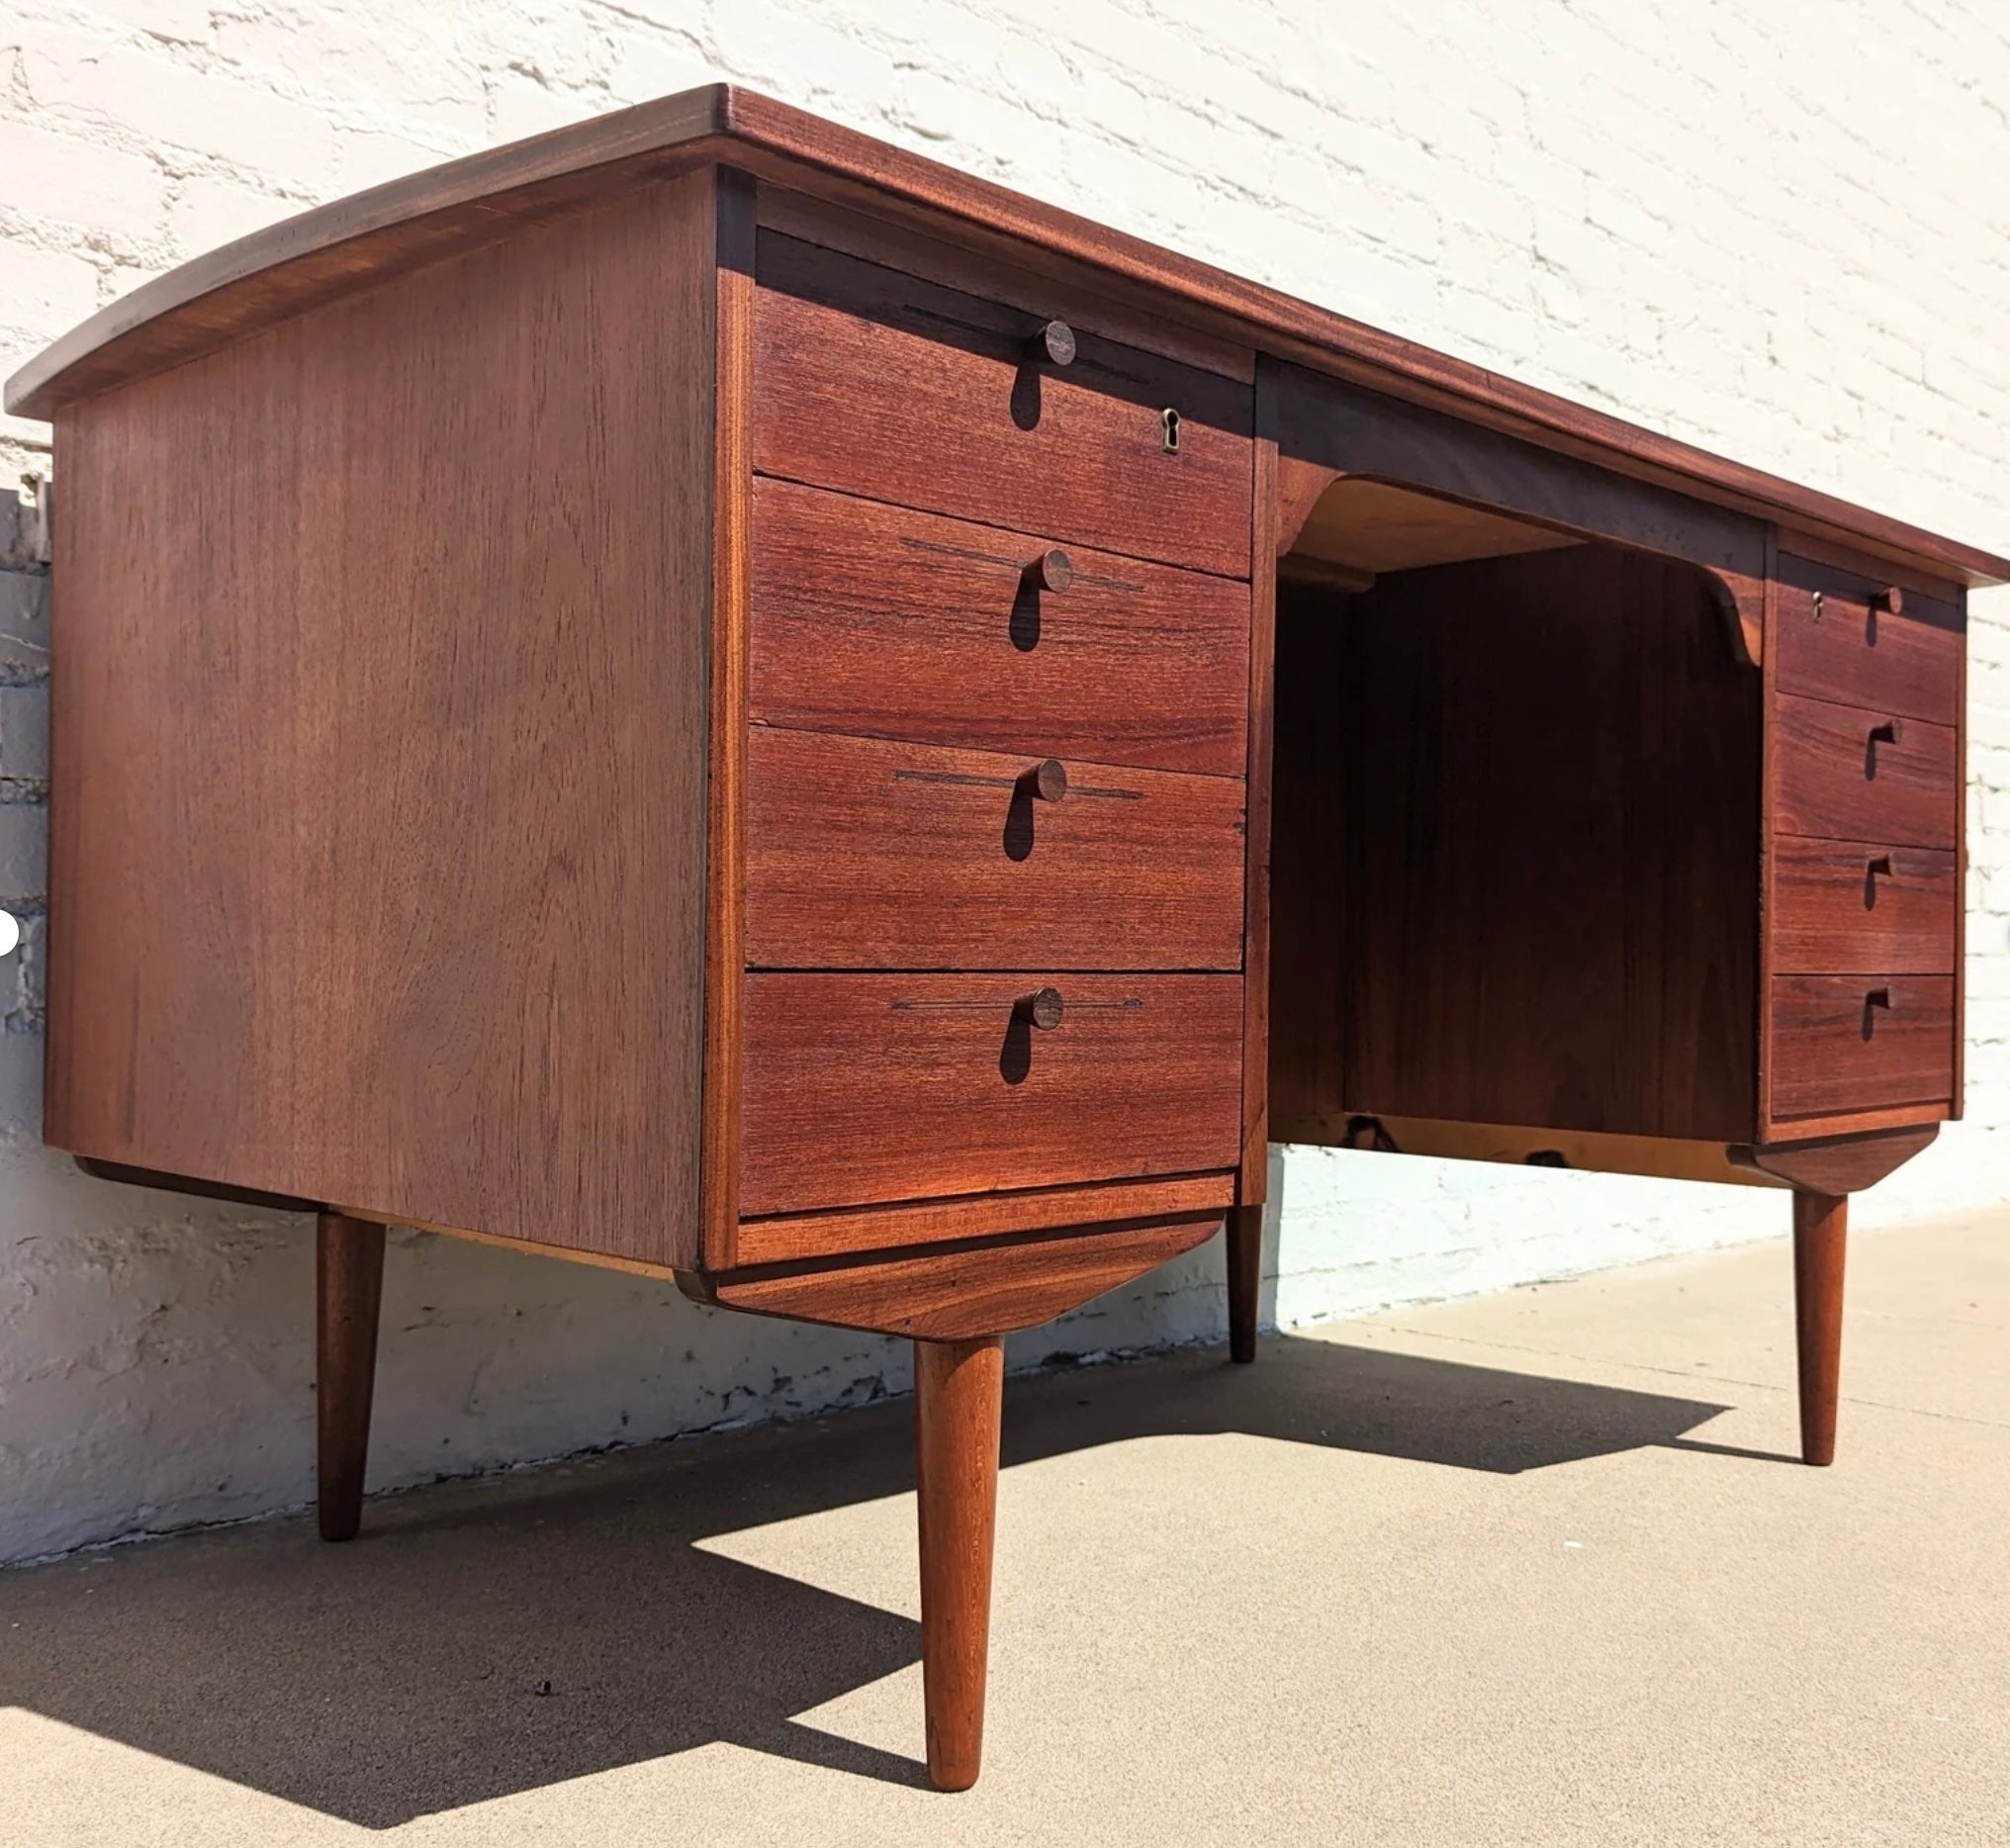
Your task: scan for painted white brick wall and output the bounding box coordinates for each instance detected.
[0,1,2004,1564]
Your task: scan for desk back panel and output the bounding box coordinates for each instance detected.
[1271,545,1762,1143]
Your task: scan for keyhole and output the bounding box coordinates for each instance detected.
[1160,407,1181,454]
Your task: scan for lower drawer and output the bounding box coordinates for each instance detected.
[1770,974,1955,1121]
[1771,837,1959,974]
[739,972,1243,1215]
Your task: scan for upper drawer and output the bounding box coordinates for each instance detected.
[745,728,1246,971]
[753,231,1254,578]
[1770,973,1955,1120]
[1771,836,1959,975]
[749,480,1250,776]
[1774,693,1958,849]
[739,972,1244,1215]
[1776,555,1962,726]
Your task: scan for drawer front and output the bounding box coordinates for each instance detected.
[749,479,1251,776]
[1771,837,1959,975]
[739,973,1244,1215]
[1776,556,1962,726]
[753,231,1253,579]
[1774,693,1958,849]
[1770,974,1955,1120]
[745,728,1246,970]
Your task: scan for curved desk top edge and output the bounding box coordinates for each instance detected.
[7,82,2007,588]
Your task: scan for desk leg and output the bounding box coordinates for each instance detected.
[1791,1191,1847,1468]
[915,1334,1004,1792]
[318,1211,386,1541]
[1226,1204,1262,1362]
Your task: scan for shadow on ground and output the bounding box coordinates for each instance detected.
[0,1336,1758,1826]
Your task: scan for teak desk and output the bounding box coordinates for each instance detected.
[9,86,2002,1792]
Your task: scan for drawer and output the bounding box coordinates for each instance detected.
[745,728,1246,970]
[1774,693,1958,849]
[1776,555,1962,726]
[753,231,1253,579]
[1772,837,1959,975]
[739,973,1244,1215]
[1770,974,1955,1120]
[749,479,1250,776]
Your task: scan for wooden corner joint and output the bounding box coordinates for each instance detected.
[1729,1123,1940,1194]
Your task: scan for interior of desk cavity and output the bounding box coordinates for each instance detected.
[1268,477,1764,1153]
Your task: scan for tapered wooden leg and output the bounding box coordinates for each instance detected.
[317,1211,387,1541]
[1227,1203,1262,1363]
[1792,1190,1847,1468]
[914,1335,1004,1792]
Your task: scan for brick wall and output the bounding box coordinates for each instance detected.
[1,1,2004,1561]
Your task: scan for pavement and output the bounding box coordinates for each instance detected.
[3,1210,2006,1847]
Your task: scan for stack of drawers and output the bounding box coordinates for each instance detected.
[1768,554,1963,1127]
[735,230,1258,1244]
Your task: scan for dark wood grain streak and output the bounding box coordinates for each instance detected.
[739,974,1243,1216]
[749,479,1249,776]
[1773,694,1959,850]
[744,728,1246,971]
[12,87,2003,590]
[44,180,717,1262]
[1771,839,1958,974]
[316,1211,385,1542]
[753,231,1254,579]
[1769,975,1955,1120]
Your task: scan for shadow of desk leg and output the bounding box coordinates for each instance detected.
[1791,1191,1847,1467]
[318,1211,387,1541]
[1226,1203,1262,1362]
[915,1336,1003,1792]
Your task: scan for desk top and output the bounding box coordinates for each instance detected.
[7,83,2007,589]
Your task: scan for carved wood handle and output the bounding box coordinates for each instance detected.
[1868,853,1894,878]
[1026,758,1068,802]
[1871,586,1905,617]
[1028,320,1076,367]
[1869,718,1904,746]
[1025,548,1072,594]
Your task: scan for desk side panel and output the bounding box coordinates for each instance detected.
[45,175,722,1264]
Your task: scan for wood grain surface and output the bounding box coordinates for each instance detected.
[753,230,1253,578]
[691,1214,1223,1338]
[739,973,1243,1215]
[1284,546,1762,1142]
[1770,838,1958,974]
[1773,693,1959,849]
[1775,554,1963,725]
[915,1336,1004,1792]
[44,179,720,1263]
[749,478,1250,775]
[744,727,1245,970]
[1769,975,1956,1120]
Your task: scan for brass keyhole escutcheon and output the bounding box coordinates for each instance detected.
[1161,407,1182,454]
